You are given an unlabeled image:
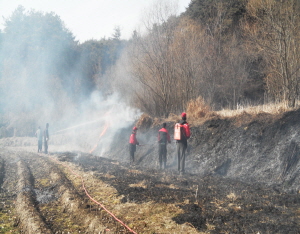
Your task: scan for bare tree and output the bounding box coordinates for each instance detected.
[127,1,180,117]
[243,0,300,107]
[116,0,250,115]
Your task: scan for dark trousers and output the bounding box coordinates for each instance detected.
[177,142,187,173]
[158,143,167,169]
[129,144,136,163]
[38,140,42,152]
[44,140,48,154]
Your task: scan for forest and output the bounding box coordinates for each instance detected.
[1,0,300,135]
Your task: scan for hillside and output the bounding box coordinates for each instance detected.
[105,108,300,193]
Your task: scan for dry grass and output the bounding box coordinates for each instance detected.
[186,100,298,126]
[216,101,295,118]
[136,100,299,129]
[136,113,153,131]
[187,97,211,119]
[129,180,147,189]
[164,113,181,123]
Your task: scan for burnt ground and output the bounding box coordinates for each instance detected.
[0,108,300,233]
[73,153,299,233]
[106,109,300,193]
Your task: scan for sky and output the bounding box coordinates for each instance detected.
[0,0,191,42]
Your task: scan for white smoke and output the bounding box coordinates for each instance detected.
[0,6,142,155]
[50,91,141,154]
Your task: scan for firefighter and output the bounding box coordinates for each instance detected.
[176,112,190,175]
[44,123,49,154]
[157,123,171,169]
[129,126,139,164]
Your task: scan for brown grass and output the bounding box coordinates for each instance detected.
[136,100,298,129]
[216,101,294,118]
[136,113,153,131]
[186,100,297,126]
[187,96,211,119]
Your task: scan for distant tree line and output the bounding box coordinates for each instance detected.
[1,0,300,132]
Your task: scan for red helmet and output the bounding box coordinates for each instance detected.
[133,126,138,131]
[181,112,187,118]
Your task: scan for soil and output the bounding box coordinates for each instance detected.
[0,108,299,233]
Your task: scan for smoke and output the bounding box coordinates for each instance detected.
[51,91,141,154]
[0,7,76,134]
[0,6,142,154]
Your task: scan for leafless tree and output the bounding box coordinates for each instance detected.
[126,1,180,117]
[115,0,250,115]
[243,0,300,107]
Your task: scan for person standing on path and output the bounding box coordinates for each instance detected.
[129,126,139,164]
[35,126,43,152]
[176,112,190,175]
[44,123,49,154]
[157,123,171,169]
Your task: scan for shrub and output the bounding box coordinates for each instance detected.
[186,97,211,119]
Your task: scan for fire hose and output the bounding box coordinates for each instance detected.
[50,157,138,234]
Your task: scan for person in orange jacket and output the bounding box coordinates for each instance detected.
[129,126,139,164]
[157,123,171,169]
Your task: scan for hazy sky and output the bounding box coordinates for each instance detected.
[0,0,191,42]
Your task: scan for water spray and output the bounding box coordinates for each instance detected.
[53,118,103,134]
[53,110,112,134]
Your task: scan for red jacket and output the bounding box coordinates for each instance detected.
[158,128,171,143]
[129,131,139,145]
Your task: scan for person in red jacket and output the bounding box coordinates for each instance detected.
[157,123,171,169]
[129,126,139,164]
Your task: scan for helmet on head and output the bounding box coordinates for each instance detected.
[181,112,187,118]
[133,126,138,131]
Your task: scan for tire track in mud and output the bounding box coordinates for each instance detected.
[16,159,52,233]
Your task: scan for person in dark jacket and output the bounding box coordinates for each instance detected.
[129,126,139,164]
[158,123,171,169]
[44,123,49,154]
[177,112,190,175]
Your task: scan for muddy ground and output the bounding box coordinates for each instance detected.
[0,109,300,233]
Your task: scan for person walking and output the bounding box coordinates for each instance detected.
[176,112,190,175]
[44,123,49,154]
[157,123,171,169]
[35,126,43,152]
[129,126,139,164]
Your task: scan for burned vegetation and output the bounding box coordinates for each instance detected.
[0,109,300,233]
